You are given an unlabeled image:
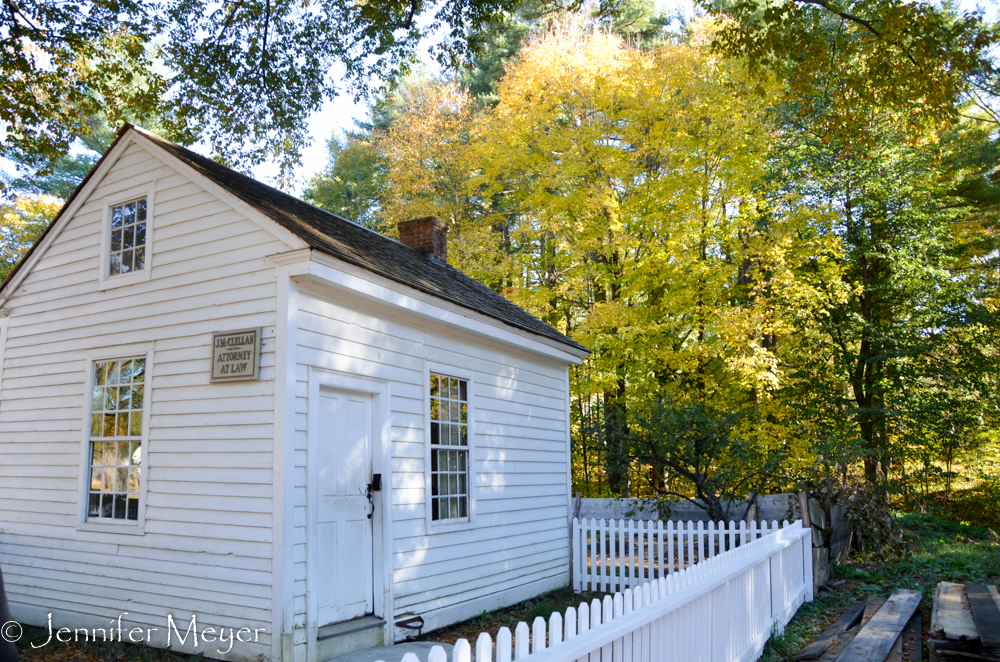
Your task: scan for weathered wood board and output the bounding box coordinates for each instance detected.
[836,590,923,662]
[817,599,887,662]
[794,600,868,660]
[931,582,980,642]
[929,585,1000,662]
[966,585,1000,649]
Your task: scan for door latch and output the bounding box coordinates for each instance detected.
[366,474,381,519]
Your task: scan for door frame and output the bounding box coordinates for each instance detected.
[306,367,393,660]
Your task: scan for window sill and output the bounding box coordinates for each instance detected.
[426,516,475,533]
[98,270,151,291]
[76,521,146,536]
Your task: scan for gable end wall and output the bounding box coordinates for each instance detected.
[0,141,295,661]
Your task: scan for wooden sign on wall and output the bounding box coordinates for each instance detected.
[211,328,260,382]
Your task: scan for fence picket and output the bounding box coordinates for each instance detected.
[429,646,447,662]
[475,633,492,662]
[601,597,613,662]
[686,521,694,569]
[613,593,624,662]
[642,579,652,662]
[589,599,601,662]
[514,622,529,660]
[496,627,511,662]
[666,520,674,575]
[455,640,471,662]
[656,520,664,580]
[647,519,654,583]
[599,519,608,593]
[401,654,420,662]
[587,517,599,591]
[626,520,634,587]
[608,518,618,594]
[532,617,546,655]
[676,521,683,572]
[550,612,563,647]
[638,520,646,585]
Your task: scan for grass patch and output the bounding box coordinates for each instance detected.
[759,583,859,662]
[14,623,197,662]
[416,587,606,646]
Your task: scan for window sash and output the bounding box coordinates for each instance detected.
[109,198,147,277]
[87,357,145,522]
[430,372,470,521]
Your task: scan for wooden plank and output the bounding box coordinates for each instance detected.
[932,582,981,641]
[794,600,868,660]
[836,589,922,662]
[967,585,1000,649]
[818,603,885,662]
[928,637,1000,661]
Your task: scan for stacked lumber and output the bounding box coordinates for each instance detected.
[929,582,1000,662]
[837,590,923,662]
[794,590,923,662]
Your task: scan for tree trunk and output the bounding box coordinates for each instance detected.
[604,375,630,497]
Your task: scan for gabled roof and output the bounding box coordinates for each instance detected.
[3,125,588,355]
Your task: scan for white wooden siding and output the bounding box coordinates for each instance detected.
[292,284,571,660]
[0,141,296,661]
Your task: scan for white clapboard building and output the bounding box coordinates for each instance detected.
[0,125,588,662]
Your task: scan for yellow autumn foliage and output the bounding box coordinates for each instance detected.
[376,21,843,494]
[0,194,62,283]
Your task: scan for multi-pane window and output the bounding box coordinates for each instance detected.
[88,358,145,521]
[430,373,469,521]
[109,199,147,276]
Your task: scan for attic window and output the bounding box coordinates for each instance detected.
[109,198,147,276]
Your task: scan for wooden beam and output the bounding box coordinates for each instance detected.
[795,601,868,660]
[966,585,1000,649]
[931,582,980,642]
[836,590,922,662]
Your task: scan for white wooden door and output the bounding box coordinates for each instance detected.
[316,388,374,625]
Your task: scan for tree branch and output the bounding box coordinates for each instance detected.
[796,0,881,37]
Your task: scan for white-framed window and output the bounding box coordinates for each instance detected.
[86,357,146,522]
[109,198,147,276]
[428,369,474,523]
[99,185,154,289]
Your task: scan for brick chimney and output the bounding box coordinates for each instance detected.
[398,217,448,263]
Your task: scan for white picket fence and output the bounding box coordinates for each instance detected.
[573,517,792,594]
[378,520,813,662]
